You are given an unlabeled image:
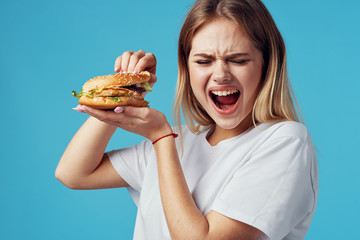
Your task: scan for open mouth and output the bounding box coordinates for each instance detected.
[210,89,240,112]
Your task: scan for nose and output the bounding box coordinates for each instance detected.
[212,61,231,83]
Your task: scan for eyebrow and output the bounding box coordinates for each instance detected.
[192,53,250,58]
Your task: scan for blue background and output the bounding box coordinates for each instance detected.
[1,0,359,239]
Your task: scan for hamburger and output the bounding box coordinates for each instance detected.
[72,71,152,109]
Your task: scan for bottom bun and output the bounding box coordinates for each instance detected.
[79,96,149,109]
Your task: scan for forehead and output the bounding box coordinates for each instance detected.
[191,17,254,55]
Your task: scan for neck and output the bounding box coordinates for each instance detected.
[207,114,254,146]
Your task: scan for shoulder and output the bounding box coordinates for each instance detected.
[262,121,311,143]
[251,121,316,159]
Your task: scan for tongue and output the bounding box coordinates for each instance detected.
[215,94,238,105]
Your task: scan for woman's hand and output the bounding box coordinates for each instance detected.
[74,105,173,143]
[114,49,157,87]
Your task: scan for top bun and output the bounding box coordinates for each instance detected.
[83,71,151,92]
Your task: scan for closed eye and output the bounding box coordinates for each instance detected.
[195,60,212,65]
[230,59,249,64]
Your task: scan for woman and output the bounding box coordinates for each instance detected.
[56,0,318,239]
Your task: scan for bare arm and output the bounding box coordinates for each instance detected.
[154,136,262,240]
[55,116,128,189]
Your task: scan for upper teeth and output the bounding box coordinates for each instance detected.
[211,90,239,96]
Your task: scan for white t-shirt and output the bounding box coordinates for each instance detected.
[108,121,318,240]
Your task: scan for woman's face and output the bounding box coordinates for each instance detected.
[188,17,263,132]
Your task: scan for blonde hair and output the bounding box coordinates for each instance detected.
[174,0,301,135]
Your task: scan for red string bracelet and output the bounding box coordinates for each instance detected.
[152,133,178,145]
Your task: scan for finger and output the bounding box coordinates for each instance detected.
[148,73,157,87]
[119,106,153,121]
[120,51,135,73]
[127,50,146,73]
[114,56,122,72]
[78,105,112,123]
[80,105,138,127]
[73,105,86,113]
[134,52,157,75]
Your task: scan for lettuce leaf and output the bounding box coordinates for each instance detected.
[140,82,152,92]
[84,90,96,97]
[108,97,122,102]
[72,89,95,98]
[72,90,82,98]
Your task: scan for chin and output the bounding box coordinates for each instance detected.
[212,117,244,130]
[212,111,253,132]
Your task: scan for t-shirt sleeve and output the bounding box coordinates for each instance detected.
[211,135,318,239]
[107,139,154,205]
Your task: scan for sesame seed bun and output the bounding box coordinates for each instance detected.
[75,71,151,109]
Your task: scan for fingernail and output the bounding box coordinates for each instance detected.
[133,70,139,74]
[74,105,87,112]
[73,107,85,113]
[114,66,119,72]
[114,107,124,113]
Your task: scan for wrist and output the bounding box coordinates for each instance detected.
[88,116,117,132]
[149,124,173,143]
[152,133,178,145]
